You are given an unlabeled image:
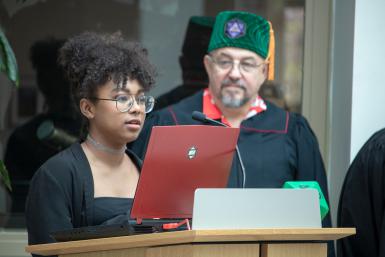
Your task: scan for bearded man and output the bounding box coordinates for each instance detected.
[130,12,334,256]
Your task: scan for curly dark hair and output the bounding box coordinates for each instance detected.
[59,31,157,107]
[58,32,157,138]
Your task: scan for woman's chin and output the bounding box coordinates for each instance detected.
[123,132,140,144]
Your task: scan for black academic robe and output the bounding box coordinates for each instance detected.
[130,90,334,256]
[337,128,385,257]
[26,143,142,256]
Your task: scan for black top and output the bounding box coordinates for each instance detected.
[337,128,385,257]
[130,90,335,257]
[93,197,133,225]
[25,143,142,250]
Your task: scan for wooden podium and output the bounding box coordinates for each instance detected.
[26,228,355,257]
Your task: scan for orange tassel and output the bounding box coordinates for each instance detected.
[267,21,275,81]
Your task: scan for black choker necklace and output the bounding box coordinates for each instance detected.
[86,134,127,155]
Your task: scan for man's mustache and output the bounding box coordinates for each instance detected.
[221,79,246,91]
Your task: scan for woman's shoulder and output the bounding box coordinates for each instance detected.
[35,142,87,180]
[126,148,142,170]
[44,142,83,165]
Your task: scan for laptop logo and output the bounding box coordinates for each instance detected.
[187,146,197,159]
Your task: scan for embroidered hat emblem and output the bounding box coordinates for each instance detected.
[225,18,246,38]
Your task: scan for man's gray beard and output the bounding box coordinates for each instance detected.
[221,93,249,108]
[218,79,249,108]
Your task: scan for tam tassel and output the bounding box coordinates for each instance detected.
[267,21,275,80]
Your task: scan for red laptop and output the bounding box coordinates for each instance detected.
[130,125,240,224]
[50,125,239,241]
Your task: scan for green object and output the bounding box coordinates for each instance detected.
[0,160,12,191]
[208,11,270,58]
[283,181,329,220]
[37,120,55,140]
[0,28,19,87]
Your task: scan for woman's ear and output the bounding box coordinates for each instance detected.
[79,98,95,119]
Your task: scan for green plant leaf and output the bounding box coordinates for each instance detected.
[0,28,19,87]
[0,160,12,191]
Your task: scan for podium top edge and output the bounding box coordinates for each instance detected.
[26,228,356,256]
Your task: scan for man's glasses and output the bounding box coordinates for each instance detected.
[90,94,155,113]
[207,55,265,73]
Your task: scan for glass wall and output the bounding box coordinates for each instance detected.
[0,0,305,228]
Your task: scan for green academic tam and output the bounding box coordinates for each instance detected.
[207,11,275,80]
[208,11,271,59]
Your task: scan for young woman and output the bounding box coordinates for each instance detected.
[25,32,157,247]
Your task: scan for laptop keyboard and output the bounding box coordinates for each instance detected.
[50,222,159,242]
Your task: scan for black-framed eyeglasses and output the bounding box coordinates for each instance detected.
[207,55,266,73]
[90,95,155,113]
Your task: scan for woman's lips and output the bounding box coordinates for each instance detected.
[124,119,141,130]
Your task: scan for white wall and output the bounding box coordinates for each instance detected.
[350,0,385,159]
[327,0,355,226]
[328,0,385,226]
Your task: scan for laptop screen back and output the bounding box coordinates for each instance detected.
[130,125,240,221]
[192,188,322,229]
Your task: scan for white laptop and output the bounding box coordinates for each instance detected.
[192,188,321,230]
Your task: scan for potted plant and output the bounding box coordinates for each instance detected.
[0,27,19,191]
